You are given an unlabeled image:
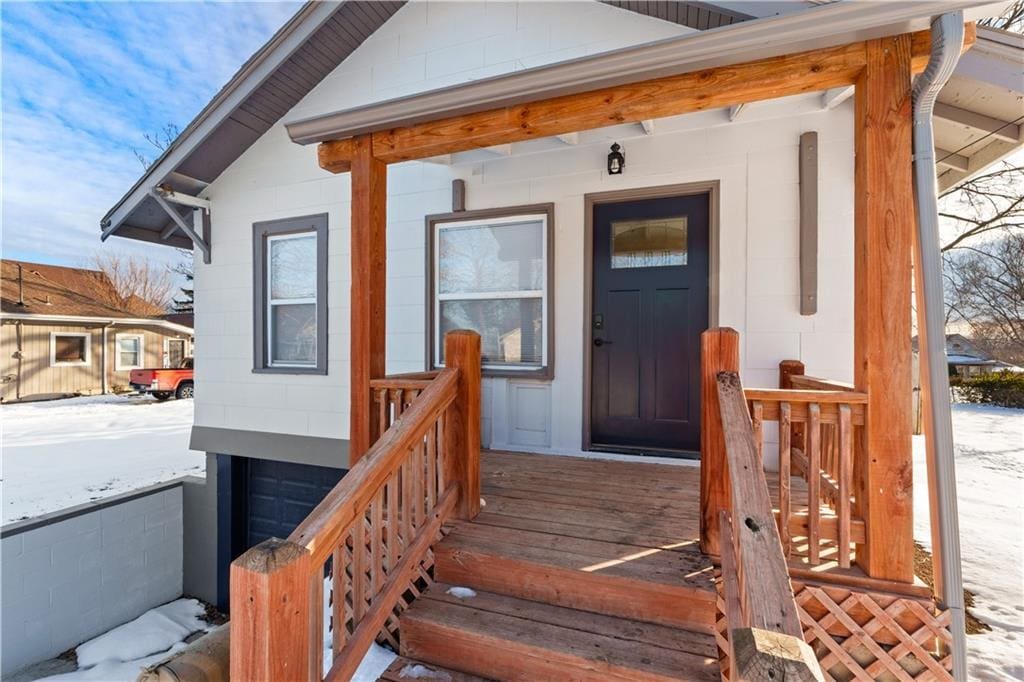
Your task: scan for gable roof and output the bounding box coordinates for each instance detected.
[101,0,1019,251]
[0,261,192,334]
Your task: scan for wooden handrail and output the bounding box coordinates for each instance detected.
[789,374,856,392]
[230,331,482,682]
[716,371,824,681]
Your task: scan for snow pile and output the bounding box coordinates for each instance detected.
[41,599,209,680]
[350,643,399,682]
[400,663,453,680]
[446,586,477,599]
[913,404,1024,681]
[1,394,204,522]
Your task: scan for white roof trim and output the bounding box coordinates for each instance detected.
[286,0,1002,145]
[1,313,194,335]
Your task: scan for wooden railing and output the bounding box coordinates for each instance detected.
[716,370,824,681]
[742,386,866,567]
[370,371,441,441]
[229,331,481,682]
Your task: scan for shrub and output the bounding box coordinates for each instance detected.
[950,371,1024,408]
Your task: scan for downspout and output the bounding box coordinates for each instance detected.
[911,12,967,681]
[101,324,111,395]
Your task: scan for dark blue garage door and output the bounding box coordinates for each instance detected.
[246,458,345,547]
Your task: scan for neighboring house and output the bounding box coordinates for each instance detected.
[0,261,194,402]
[913,333,1022,380]
[98,2,1022,679]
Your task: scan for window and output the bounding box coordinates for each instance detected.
[253,214,328,374]
[428,205,554,378]
[50,332,90,366]
[115,333,144,370]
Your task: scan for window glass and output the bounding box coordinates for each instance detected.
[119,337,141,368]
[611,216,687,269]
[271,303,317,365]
[438,220,544,294]
[439,299,543,366]
[270,235,316,299]
[268,232,317,367]
[433,212,549,373]
[55,335,86,363]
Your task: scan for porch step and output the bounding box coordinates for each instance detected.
[434,522,716,632]
[379,656,493,681]
[398,583,719,681]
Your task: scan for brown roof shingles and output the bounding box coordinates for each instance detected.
[1,260,151,319]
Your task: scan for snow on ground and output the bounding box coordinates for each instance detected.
[1,394,204,523]
[913,403,1024,681]
[39,599,210,680]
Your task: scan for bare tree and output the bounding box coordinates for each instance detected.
[169,249,194,314]
[91,252,174,316]
[133,123,181,170]
[980,0,1024,31]
[939,162,1023,252]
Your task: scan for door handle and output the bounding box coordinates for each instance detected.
[593,338,613,347]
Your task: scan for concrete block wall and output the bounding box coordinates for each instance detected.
[1,483,184,675]
[193,0,856,455]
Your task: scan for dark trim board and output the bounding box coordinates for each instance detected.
[581,181,720,455]
[190,426,350,469]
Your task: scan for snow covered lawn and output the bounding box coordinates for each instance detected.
[2,394,204,523]
[913,403,1024,681]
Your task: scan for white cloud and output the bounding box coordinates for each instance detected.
[1,1,299,270]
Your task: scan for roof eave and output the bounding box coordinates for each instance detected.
[285,1,1001,146]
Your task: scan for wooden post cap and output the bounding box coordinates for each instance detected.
[732,627,824,682]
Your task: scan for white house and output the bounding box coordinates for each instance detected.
[100,0,1022,635]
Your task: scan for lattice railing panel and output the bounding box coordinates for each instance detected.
[715,578,953,681]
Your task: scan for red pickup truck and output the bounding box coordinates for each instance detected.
[129,358,194,401]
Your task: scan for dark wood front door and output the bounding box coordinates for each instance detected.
[590,192,710,454]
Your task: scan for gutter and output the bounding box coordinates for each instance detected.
[0,313,194,336]
[911,12,968,681]
[286,0,996,145]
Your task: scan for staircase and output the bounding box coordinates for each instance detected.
[381,452,721,681]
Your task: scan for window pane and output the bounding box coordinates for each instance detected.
[55,336,86,362]
[440,298,542,367]
[271,303,316,365]
[438,220,544,294]
[270,235,316,300]
[118,337,140,367]
[611,216,687,269]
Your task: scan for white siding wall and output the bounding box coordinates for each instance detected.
[194,0,854,455]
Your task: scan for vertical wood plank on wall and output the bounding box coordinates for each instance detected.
[350,134,388,462]
[853,35,915,583]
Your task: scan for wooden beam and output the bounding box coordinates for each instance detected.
[935,148,970,173]
[934,102,1020,143]
[351,40,883,166]
[700,327,740,557]
[349,135,387,462]
[319,137,356,173]
[853,35,915,583]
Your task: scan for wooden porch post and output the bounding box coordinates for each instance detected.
[444,330,482,520]
[700,327,740,557]
[350,134,387,463]
[852,35,915,583]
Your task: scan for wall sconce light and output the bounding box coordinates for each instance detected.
[607,142,624,175]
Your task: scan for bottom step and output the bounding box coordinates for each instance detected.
[379,656,492,681]
[399,583,719,681]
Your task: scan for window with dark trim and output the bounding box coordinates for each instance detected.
[253,214,328,375]
[427,204,554,379]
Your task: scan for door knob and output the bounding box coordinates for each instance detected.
[593,338,613,347]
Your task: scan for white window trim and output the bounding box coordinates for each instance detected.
[432,212,549,372]
[163,337,189,368]
[267,232,318,369]
[49,332,91,367]
[115,333,145,371]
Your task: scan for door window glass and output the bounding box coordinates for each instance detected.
[610,216,687,269]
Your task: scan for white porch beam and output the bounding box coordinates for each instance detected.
[935,148,970,172]
[480,144,513,157]
[423,155,453,165]
[154,187,212,211]
[933,102,1020,142]
[151,191,211,264]
[821,85,854,110]
[639,119,655,135]
[728,104,746,121]
[555,132,579,145]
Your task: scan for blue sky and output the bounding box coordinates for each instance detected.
[1,1,299,270]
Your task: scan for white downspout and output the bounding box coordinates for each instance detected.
[911,12,967,681]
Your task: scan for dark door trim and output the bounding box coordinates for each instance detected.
[582,181,720,453]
